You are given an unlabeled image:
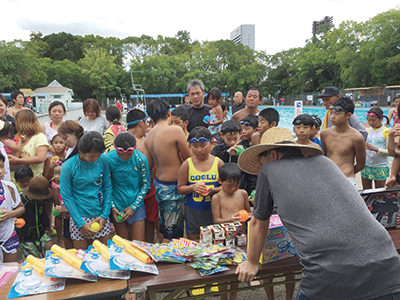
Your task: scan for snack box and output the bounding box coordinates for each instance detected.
[248,214,297,264]
[200,226,213,246]
[210,224,225,240]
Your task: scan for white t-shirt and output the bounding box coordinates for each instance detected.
[78,115,109,135]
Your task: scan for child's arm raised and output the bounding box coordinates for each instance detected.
[353,133,366,174]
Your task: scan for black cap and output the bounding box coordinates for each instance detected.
[317,87,340,98]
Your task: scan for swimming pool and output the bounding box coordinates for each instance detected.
[232,106,391,132]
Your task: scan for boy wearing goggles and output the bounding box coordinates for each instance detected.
[178,127,223,240]
[321,97,366,189]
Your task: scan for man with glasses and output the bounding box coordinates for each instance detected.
[231,88,262,122]
[186,79,210,132]
[321,96,366,189]
[317,86,367,140]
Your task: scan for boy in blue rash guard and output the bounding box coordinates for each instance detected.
[60,131,112,250]
[107,132,150,241]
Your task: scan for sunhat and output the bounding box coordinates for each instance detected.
[238,127,323,175]
[23,176,53,200]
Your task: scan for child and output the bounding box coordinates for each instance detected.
[0,153,24,262]
[107,132,150,241]
[60,131,112,250]
[126,109,158,243]
[238,115,259,197]
[0,119,19,157]
[17,176,53,260]
[14,165,33,194]
[43,134,66,181]
[220,101,229,120]
[178,127,224,240]
[211,163,250,223]
[104,105,126,153]
[359,108,390,189]
[251,108,280,145]
[52,160,73,249]
[171,106,189,138]
[211,119,243,163]
[0,120,14,181]
[310,115,322,147]
[240,115,258,148]
[211,163,249,300]
[321,97,366,188]
[145,99,191,242]
[206,88,224,134]
[388,94,400,125]
[293,114,322,149]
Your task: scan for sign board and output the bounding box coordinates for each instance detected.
[294,101,303,116]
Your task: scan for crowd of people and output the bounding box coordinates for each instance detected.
[1,81,400,300]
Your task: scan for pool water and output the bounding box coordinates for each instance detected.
[229,106,391,132]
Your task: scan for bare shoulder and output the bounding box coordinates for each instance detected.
[239,189,248,199]
[349,127,364,139]
[212,191,222,202]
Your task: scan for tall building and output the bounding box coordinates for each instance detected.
[230,25,255,50]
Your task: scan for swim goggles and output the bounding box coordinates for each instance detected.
[240,121,252,127]
[293,119,314,126]
[329,105,348,113]
[127,115,148,126]
[114,146,136,153]
[189,137,211,144]
[366,112,379,118]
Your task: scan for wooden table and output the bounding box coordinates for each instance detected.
[128,229,400,300]
[0,262,128,300]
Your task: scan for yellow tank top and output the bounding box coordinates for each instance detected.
[186,157,219,210]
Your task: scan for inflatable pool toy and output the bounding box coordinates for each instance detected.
[237,210,249,222]
[15,218,26,228]
[90,222,100,232]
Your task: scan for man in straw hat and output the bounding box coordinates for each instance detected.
[235,127,400,299]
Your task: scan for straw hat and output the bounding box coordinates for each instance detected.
[23,176,53,200]
[238,127,323,175]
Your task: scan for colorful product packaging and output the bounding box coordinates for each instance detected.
[248,214,297,264]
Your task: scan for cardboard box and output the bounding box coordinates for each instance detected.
[248,214,297,264]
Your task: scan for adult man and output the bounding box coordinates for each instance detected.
[236,127,400,299]
[231,88,262,122]
[181,95,192,112]
[186,79,210,132]
[317,86,367,140]
[8,90,29,118]
[231,91,246,114]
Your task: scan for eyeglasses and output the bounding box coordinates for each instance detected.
[114,146,136,153]
[329,105,348,113]
[127,115,148,126]
[366,112,379,118]
[240,121,252,127]
[189,137,211,144]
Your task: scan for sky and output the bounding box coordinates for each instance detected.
[1,0,400,55]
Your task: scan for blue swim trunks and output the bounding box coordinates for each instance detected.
[126,204,146,224]
[154,177,184,240]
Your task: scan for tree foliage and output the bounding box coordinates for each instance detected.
[1,9,400,101]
